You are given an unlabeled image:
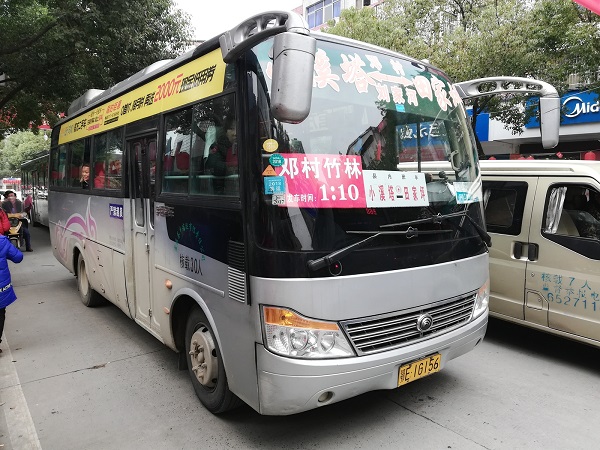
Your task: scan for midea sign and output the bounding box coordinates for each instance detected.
[564,95,600,118]
[526,90,600,128]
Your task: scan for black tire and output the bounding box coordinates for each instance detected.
[185,307,241,414]
[77,253,104,307]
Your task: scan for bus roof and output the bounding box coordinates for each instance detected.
[58,13,447,127]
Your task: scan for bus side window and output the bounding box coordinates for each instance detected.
[93,128,123,191]
[163,108,192,195]
[190,121,213,195]
[55,145,68,186]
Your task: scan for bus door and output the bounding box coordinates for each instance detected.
[128,134,159,331]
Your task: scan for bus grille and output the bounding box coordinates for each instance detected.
[340,293,476,355]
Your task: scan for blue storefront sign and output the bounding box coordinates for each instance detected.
[526,90,600,128]
[466,110,490,142]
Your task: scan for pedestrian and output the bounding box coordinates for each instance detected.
[1,190,33,251]
[0,234,23,353]
[0,208,9,235]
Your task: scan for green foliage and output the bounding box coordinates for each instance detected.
[0,0,192,136]
[0,130,50,177]
[325,0,600,135]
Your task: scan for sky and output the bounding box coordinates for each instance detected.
[174,0,303,41]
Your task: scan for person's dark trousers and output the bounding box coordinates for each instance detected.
[0,307,6,344]
[22,226,32,250]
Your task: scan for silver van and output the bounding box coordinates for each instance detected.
[481,160,600,347]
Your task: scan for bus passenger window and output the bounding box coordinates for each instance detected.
[50,146,66,187]
[190,118,213,195]
[69,140,84,187]
[93,162,106,188]
[203,117,238,196]
[188,95,238,197]
[93,128,123,190]
[107,159,122,189]
[80,164,90,189]
[163,108,192,195]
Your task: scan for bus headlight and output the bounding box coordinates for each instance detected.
[262,306,355,359]
[472,279,490,319]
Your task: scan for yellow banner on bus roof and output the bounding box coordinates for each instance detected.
[58,49,226,145]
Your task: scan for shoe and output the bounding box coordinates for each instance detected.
[26,248,33,252]
[0,348,3,353]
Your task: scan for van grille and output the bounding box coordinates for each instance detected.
[340,293,476,355]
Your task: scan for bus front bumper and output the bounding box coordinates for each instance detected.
[255,310,487,415]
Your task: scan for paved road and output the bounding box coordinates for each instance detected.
[0,226,599,449]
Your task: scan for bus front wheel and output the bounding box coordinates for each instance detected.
[77,254,103,307]
[185,308,241,414]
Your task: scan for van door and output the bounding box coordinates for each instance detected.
[529,179,600,341]
[483,177,537,321]
[128,134,159,332]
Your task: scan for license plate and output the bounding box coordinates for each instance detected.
[398,354,441,386]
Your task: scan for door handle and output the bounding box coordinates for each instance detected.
[513,241,523,259]
[513,242,538,261]
[528,243,539,261]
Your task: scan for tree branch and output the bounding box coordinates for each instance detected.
[0,20,59,56]
[0,50,80,111]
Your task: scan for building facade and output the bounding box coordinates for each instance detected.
[478,90,600,160]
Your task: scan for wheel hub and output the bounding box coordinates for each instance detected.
[189,327,218,387]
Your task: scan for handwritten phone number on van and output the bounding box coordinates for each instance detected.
[543,273,600,311]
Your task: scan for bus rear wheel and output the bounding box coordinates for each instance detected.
[77,254,103,307]
[185,308,241,414]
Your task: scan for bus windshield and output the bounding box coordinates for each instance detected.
[251,39,482,254]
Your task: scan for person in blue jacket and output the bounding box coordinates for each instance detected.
[0,234,23,353]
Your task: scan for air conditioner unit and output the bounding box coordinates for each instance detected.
[567,73,582,90]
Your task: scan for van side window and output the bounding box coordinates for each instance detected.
[545,185,600,239]
[483,181,528,235]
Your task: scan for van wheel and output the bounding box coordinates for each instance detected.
[185,308,241,414]
[77,254,103,307]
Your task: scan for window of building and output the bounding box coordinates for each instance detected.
[307,0,341,28]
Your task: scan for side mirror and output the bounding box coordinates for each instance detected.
[454,77,561,150]
[270,32,316,123]
[539,96,560,149]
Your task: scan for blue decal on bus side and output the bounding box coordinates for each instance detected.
[109,203,124,219]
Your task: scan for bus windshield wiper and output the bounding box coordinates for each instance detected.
[307,233,380,272]
[380,211,466,229]
[381,210,492,247]
[306,228,452,272]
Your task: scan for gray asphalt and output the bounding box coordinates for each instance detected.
[1,225,599,449]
